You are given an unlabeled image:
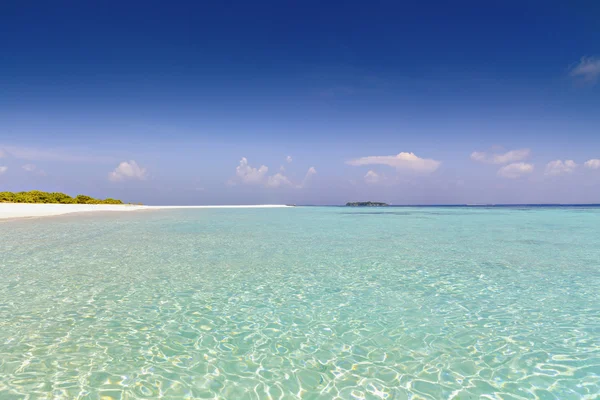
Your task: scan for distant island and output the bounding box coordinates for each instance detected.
[346,202,389,207]
[0,191,129,204]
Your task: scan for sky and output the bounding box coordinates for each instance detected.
[1,1,600,205]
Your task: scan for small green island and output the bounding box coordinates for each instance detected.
[346,201,389,207]
[0,190,127,204]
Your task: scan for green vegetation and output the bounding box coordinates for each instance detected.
[0,191,125,204]
[346,201,389,207]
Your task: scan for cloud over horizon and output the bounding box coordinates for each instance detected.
[584,159,600,170]
[299,167,317,188]
[266,173,292,188]
[232,157,316,188]
[364,170,381,184]
[235,157,269,185]
[497,162,534,179]
[545,160,577,176]
[471,148,530,164]
[347,152,440,173]
[108,160,147,182]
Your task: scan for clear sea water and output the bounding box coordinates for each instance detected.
[1,206,599,399]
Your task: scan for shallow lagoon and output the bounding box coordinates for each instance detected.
[1,207,599,398]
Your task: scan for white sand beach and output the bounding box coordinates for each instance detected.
[0,203,291,220]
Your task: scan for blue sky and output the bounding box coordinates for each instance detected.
[1,1,599,204]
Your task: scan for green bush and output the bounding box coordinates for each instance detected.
[0,191,129,204]
[101,198,123,204]
[75,195,94,204]
[0,192,15,202]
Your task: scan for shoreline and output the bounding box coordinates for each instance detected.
[0,203,292,220]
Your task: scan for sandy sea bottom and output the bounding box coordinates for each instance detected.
[0,207,599,399]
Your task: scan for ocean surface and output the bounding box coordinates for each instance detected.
[1,206,599,399]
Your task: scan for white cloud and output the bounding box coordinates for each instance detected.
[0,149,5,158]
[0,166,7,174]
[267,173,293,188]
[231,158,316,189]
[364,170,381,184]
[108,160,147,182]
[471,148,530,164]
[570,56,600,84]
[286,155,293,163]
[545,160,577,176]
[584,159,600,170]
[299,167,317,188]
[0,145,113,163]
[497,162,534,179]
[347,152,440,173]
[470,151,490,162]
[235,157,269,185]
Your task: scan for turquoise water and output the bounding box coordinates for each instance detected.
[1,207,599,399]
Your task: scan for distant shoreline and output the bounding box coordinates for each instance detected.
[0,203,292,220]
[306,204,600,207]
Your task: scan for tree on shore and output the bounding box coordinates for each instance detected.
[0,191,125,204]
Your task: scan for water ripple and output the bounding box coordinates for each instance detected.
[0,207,599,398]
